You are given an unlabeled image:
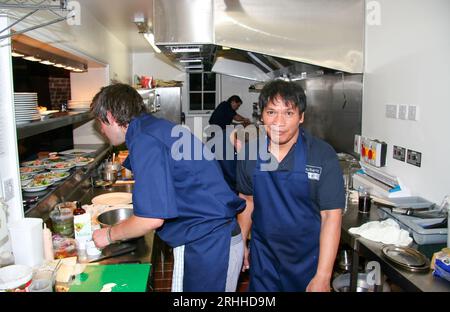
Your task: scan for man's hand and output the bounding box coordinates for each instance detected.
[306,274,331,292]
[92,227,110,249]
[242,244,250,272]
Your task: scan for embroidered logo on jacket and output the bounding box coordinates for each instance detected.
[305,165,322,181]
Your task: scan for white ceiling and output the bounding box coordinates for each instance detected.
[79,0,154,53]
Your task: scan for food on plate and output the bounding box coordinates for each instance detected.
[20,166,43,174]
[28,177,52,187]
[21,159,45,167]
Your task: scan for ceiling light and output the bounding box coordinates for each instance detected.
[222,46,231,50]
[171,46,201,53]
[11,51,24,57]
[180,58,202,63]
[23,55,42,62]
[143,33,161,53]
[54,63,65,68]
[72,68,84,72]
[40,60,55,65]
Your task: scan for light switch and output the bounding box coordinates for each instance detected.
[398,105,408,120]
[385,104,397,119]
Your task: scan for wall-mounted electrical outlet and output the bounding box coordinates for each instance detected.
[407,149,422,167]
[398,105,408,120]
[385,104,397,119]
[393,145,406,162]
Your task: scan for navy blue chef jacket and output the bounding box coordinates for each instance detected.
[123,113,245,291]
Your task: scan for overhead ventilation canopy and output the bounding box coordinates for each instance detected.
[153,0,364,75]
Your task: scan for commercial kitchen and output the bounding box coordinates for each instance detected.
[0,0,449,293]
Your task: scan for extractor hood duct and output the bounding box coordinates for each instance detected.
[154,0,364,76]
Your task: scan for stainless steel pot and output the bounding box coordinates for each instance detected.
[103,170,118,183]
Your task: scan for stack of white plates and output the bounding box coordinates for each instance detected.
[68,100,91,111]
[14,92,41,125]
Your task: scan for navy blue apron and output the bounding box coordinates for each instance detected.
[182,220,235,291]
[249,130,321,291]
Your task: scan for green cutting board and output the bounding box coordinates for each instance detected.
[69,263,151,292]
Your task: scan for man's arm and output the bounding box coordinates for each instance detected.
[233,114,251,125]
[306,208,342,292]
[238,193,254,271]
[93,215,164,248]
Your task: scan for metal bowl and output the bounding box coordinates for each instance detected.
[332,273,391,292]
[96,208,133,228]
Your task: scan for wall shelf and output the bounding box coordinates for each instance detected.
[16,111,93,140]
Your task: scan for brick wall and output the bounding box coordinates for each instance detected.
[49,77,71,110]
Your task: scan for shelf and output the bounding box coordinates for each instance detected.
[16,111,93,140]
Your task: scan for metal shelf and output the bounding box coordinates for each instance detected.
[16,111,93,140]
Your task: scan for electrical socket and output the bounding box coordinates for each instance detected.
[406,149,422,167]
[398,105,408,120]
[3,178,14,201]
[393,145,406,162]
[385,104,397,119]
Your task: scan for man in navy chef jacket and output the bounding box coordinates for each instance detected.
[208,95,251,193]
[91,84,246,292]
[236,80,344,291]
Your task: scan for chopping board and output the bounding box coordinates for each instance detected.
[69,263,151,292]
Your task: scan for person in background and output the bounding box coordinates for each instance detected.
[236,80,344,292]
[91,83,245,292]
[208,95,251,192]
[209,95,251,129]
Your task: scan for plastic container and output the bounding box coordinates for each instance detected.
[8,218,44,268]
[73,202,92,250]
[52,235,78,259]
[50,207,74,237]
[43,224,54,261]
[0,264,33,292]
[378,208,447,245]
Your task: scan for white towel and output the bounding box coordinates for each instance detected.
[349,218,413,246]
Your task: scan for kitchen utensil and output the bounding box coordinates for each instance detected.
[103,169,118,183]
[381,245,430,272]
[68,263,150,292]
[96,208,133,228]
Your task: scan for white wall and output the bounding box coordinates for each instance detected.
[363,0,450,203]
[9,6,131,82]
[71,67,109,144]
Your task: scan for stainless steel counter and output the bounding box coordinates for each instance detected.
[341,201,450,292]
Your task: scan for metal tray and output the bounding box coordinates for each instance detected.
[381,245,430,272]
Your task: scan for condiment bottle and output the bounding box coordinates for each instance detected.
[42,223,54,261]
[73,201,92,250]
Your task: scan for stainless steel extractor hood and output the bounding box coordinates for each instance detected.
[153,0,364,77]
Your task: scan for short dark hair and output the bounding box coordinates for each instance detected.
[227,95,242,104]
[258,80,306,113]
[91,83,146,127]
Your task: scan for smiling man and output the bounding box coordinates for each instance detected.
[236,79,345,292]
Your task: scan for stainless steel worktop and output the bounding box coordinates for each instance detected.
[341,201,450,292]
